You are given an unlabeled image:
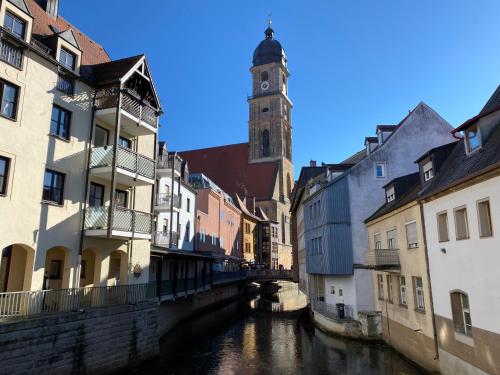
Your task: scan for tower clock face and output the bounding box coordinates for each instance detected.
[261,81,270,91]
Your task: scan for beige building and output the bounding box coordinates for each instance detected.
[365,172,439,372]
[0,0,161,292]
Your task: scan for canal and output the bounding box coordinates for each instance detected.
[134,282,424,374]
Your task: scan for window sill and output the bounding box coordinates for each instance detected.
[456,237,470,241]
[49,133,71,143]
[0,193,6,197]
[407,245,419,250]
[41,200,64,207]
[0,113,17,122]
[454,332,474,347]
[399,304,408,309]
[414,308,426,315]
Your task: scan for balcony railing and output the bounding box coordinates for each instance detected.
[95,88,159,128]
[0,283,156,319]
[157,155,182,173]
[155,193,181,210]
[56,69,75,95]
[0,35,23,68]
[30,38,53,56]
[85,206,152,234]
[365,248,400,268]
[152,230,179,247]
[90,145,155,181]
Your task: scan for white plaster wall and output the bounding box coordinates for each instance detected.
[423,175,500,334]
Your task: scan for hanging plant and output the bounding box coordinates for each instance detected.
[133,263,143,278]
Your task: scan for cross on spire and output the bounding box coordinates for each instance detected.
[267,14,272,28]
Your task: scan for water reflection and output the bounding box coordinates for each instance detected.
[135,282,423,375]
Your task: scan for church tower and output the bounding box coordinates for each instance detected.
[248,25,293,166]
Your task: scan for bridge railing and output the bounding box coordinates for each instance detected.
[246,269,293,279]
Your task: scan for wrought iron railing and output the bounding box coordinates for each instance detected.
[57,69,75,95]
[311,299,354,320]
[0,35,23,68]
[94,88,159,128]
[0,283,156,319]
[365,248,400,268]
[84,206,152,234]
[157,155,182,173]
[90,145,155,180]
[30,38,53,56]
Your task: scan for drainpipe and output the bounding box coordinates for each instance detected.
[77,90,97,288]
[169,156,174,248]
[108,86,123,238]
[419,200,440,361]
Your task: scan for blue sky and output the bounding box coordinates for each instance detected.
[61,0,500,175]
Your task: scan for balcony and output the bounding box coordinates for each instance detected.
[365,248,400,270]
[154,193,181,212]
[95,88,159,136]
[157,155,182,176]
[90,145,155,186]
[56,69,75,96]
[152,231,179,248]
[0,33,23,68]
[84,206,152,240]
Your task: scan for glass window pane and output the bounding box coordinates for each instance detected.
[478,201,492,237]
[94,126,108,147]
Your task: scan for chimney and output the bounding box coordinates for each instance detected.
[37,0,59,19]
[310,160,317,167]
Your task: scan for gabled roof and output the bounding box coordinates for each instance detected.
[180,143,279,201]
[377,124,398,132]
[290,166,328,212]
[57,28,79,49]
[8,0,30,15]
[340,148,366,164]
[364,136,378,143]
[420,124,500,199]
[481,84,500,114]
[27,0,110,65]
[80,55,144,85]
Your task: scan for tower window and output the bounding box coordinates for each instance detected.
[262,107,269,113]
[262,129,270,157]
[261,71,268,82]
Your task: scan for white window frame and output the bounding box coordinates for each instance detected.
[374,233,382,250]
[423,160,434,181]
[405,221,418,249]
[386,186,395,202]
[465,124,481,154]
[375,163,386,179]
[414,277,425,311]
[386,228,397,249]
[399,276,407,306]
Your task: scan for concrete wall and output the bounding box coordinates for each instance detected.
[0,301,159,375]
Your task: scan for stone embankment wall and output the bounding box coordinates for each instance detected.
[0,301,159,375]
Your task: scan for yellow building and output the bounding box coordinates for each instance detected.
[235,196,259,264]
[365,173,439,372]
[0,0,161,292]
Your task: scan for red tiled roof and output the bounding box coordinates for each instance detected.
[180,143,278,201]
[26,0,110,65]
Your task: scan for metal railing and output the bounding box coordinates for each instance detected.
[246,269,293,280]
[0,35,23,68]
[30,38,53,56]
[0,283,156,319]
[154,193,180,210]
[157,155,182,173]
[311,299,354,320]
[152,231,170,247]
[213,271,247,285]
[94,88,159,128]
[365,248,400,268]
[84,206,152,234]
[90,145,155,180]
[57,69,75,95]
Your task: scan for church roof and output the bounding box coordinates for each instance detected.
[253,26,286,67]
[179,143,279,201]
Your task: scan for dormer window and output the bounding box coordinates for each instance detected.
[386,186,395,203]
[4,12,26,40]
[423,160,434,181]
[465,124,481,153]
[59,48,76,70]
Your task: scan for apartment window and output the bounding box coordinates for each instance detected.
[43,169,65,205]
[0,80,19,119]
[4,12,26,39]
[377,275,384,300]
[375,163,386,178]
[245,223,251,234]
[477,199,493,238]
[330,285,335,295]
[89,182,104,207]
[59,48,76,70]
[374,233,381,249]
[0,156,10,195]
[387,229,397,249]
[413,277,425,311]
[114,189,128,208]
[437,211,449,242]
[187,198,191,213]
[465,124,481,154]
[118,136,131,149]
[245,243,251,253]
[80,260,86,279]
[405,221,418,249]
[386,186,395,202]
[386,275,393,303]
[399,276,407,306]
[94,126,109,147]
[50,105,71,140]
[450,292,472,336]
[49,260,62,279]
[454,206,470,240]
[423,160,434,181]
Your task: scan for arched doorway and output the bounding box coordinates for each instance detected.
[44,247,71,289]
[80,249,97,287]
[108,250,128,286]
[0,244,35,292]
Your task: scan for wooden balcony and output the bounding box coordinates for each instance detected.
[90,145,155,186]
[365,248,400,270]
[84,206,152,240]
[94,88,159,136]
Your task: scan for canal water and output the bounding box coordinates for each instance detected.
[135,282,424,375]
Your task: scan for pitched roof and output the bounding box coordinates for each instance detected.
[26,0,110,65]
[179,143,278,201]
[481,85,500,114]
[80,55,144,85]
[340,148,366,164]
[377,124,398,132]
[420,124,500,199]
